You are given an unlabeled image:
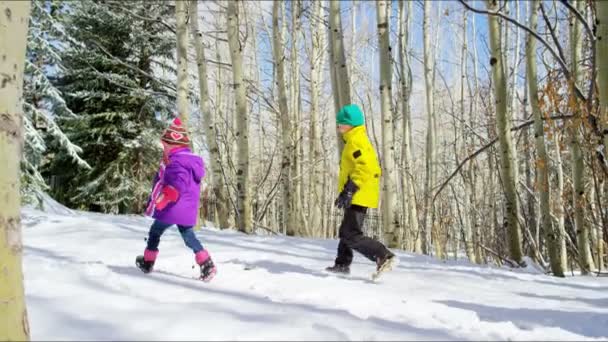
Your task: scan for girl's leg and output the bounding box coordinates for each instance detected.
[177,225,204,252]
[146,220,173,253]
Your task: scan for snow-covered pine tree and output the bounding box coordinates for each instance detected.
[22,0,90,207]
[46,0,176,214]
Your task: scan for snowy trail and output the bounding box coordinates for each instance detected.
[22,208,608,341]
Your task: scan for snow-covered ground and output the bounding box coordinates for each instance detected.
[22,206,608,341]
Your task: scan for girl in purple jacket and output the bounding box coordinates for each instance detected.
[136,118,217,282]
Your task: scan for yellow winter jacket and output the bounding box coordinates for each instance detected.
[338,126,381,208]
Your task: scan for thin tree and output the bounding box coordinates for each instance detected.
[398,0,421,253]
[486,0,523,265]
[569,0,595,273]
[422,0,434,255]
[328,0,351,154]
[227,0,252,233]
[189,0,232,229]
[273,1,296,236]
[527,0,564,276]
[376,0,399,248]
[176,0,189,122]
[309,0,325,238]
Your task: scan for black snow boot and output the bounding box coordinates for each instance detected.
[136,255,155,274]
[325,264,350,275]
[199,258,217,282]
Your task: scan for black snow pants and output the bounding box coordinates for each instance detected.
[334,205,392,266]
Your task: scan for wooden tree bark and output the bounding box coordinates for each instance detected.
[597,0,608,250]
[328,0,351,154]
[422,0,434,255]
[459,11,477,263]
[376,0,399,248]
[527,0,564,276]
[470,14,485,262]
[0,1,31,340]
[309,0,325,238]
[486,0,523,265]
[289,0,309,237]
[569,0,595,273]
[176,0,189,122]
[272,1,296,236]
[227,0,252,234]
[189,0,231,229]
[553,131,568,270]
[398,0,421,253]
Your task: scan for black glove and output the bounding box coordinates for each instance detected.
[335,180,359,209]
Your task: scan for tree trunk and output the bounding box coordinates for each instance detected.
[272,1,296,236]
[470,14,485,262]
[422,1,434,255]
[289,0,308,237]
[309,0,325,238]
[328,0,351,154]
[0,1,31,340]
[552,131,568,271]
[189,0,231,230]
[227,0,252,234]
[486,0,523,265]
[597,0,608,250]
[398,0,420,253]
[527,0,564,276]
[176,0,189,122]
[569,0,595,273]
[459,11,477,263]
[376,0,399,248]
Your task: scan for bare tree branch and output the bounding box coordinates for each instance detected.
[433,115,574,204]
[558,0,595,40]
[457,0,586,102]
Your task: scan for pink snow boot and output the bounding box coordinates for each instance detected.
[195,250,216,282]
[136,249,158,274]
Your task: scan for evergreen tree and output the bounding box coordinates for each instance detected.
[23,0,90,207]
[47,0,176,214]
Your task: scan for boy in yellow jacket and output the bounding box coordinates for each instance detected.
[327,104,397,280]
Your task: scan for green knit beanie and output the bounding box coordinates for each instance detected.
[336,104,365,127]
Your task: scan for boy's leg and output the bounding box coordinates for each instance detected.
[341,205,393,263]
[335,240,354,266]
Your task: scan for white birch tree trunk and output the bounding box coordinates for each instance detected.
[526,0,564,276]
[189,0,231,230]
[309,0,325,238]
[569,0,595,273]
[376,0,399,248]
[398,0,421,253]
[552,131,568,271]
[471,14,485,262]
[486,0,523,265]
[329,0,351,155]
[273,1,296,236]
[0,1,31,340]
[459,11,477,263]
[176,0,189,122]
[422,1,434,255]
[597,0,608,260]
[227,0,252,234]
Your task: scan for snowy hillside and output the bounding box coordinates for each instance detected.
[21,207,608,341]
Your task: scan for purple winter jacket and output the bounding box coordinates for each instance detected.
[151,148,205,226]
